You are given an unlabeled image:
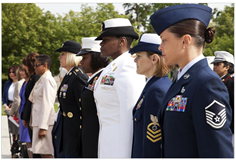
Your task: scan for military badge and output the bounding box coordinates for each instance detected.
[136,96,144,110]
[60,84,68,92]
[100,75,115,86]
[86,77,98,91]
[205,100,226,129]
[146,114,161,143]
[166,95,187,112]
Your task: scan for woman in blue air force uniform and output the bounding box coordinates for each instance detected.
[150,4,233,158]
[130,33,172,158]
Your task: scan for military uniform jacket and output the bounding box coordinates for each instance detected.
[58,66,88,155]
[94,52,146,158]
[81,70,103,158]
[132,76,172,158]
[222,73,234,134]
[160,58,233,158]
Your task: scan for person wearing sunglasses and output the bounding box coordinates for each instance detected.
[28,55,57,158]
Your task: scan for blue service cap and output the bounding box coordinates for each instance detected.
[150,4,212,35]
[129,33,162,55]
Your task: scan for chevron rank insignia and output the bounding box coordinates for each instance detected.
[146,114,161,143]
[205,100,227,129]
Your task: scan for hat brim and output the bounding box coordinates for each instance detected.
[210,60,224,64]
[129,43,162,55]
[95,26,139,40]
[55,47,80,54]
[76,50,90,56]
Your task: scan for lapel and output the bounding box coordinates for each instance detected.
[132,76,161,115]
[160,58,209,121]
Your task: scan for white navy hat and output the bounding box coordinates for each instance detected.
[129,33,162,55]
[77,37,101,56]
[95,18,139,40]
[211,51,234,65]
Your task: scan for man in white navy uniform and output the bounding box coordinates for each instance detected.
[93,18,146,158]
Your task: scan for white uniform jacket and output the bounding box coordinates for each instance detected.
[94,52,146,158]
[29,70,57,130]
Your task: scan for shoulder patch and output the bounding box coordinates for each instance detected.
[205,100,227,129]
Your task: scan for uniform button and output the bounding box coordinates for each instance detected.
[80,107,82,111]
[79,98,81,102]
[135,118,137,121]
[96,113,98,116]
[80,125,82,129]
[80,116,82,120]
[55,136,57,139]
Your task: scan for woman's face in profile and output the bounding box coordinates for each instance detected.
[59,52,67,68]
[159,29,183,66]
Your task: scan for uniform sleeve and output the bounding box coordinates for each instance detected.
[9,81,22,116]
[115,61,145,156]
[2,81,10,106]
[192,77,233,157]
[39,78,57,130]
[142,87,165,157]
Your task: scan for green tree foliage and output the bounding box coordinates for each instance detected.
[2,3,126,76]
[204,4,234,56]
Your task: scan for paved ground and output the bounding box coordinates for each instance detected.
[1,115,11,158]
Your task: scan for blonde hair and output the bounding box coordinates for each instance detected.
[66,52,82,67]
[147,52,171,77]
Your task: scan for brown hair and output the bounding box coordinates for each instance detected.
[168,19,215,48]
[146,52,171,77]
[22,52,39,76]
[18,64,29,79]
[7,65,18,81]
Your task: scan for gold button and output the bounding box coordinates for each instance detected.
[80,116,82,120]
[67,112,73,118]
[79,98,81,102]
[55,136,57,139]
[135,118,137,121]
[80,107,82,111]
[96,113,98,116]
[63,112,66,117]
[80,125,82,129]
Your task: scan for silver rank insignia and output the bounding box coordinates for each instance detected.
[181,86,185,93]
[146,114,161,143]
[205,100,226,129]
[184,73,190,79]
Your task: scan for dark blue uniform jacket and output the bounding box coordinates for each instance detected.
[132,76,172,158]
[160,58,233,158]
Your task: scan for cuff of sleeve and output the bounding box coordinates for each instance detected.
[39,125,48,130]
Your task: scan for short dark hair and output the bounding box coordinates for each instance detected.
[168,19,215,48]
[116,36,134,49]
[36,54,52,69]
[223,61,234,74]
[22,52,39,76]
[90,52,110,72]
[7,65,18,81]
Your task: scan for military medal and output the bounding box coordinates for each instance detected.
[136,96,144,110]
[101,75,115,86]
[166,95,187,112]
[86,77,98,91]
